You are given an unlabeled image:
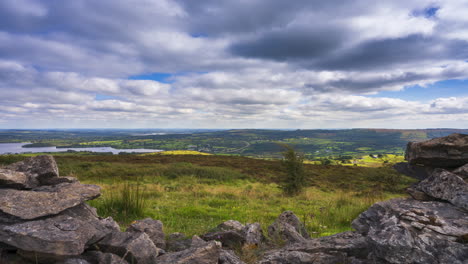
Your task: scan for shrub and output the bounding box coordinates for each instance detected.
[280,144,305,195]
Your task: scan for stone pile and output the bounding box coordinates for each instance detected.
[258,133,468,264]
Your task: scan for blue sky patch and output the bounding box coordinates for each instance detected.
[128,73,175,83]
[95,94,122,101]
[371,79,468,102]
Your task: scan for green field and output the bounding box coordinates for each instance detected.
[0,154,415,237]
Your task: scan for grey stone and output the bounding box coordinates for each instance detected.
[166,233,191,252]
[126,217,165,249]
[259,250,349,264]
[191,235,208,248]
[244,222,265,246]
[57,258,91,264]
[41,176,78,186]
[405,133,468,168]
[0,204,117,257]
[267,211,309,244]
[219,249,246,264]
[0,169,33,189]
[83,251,129,264]
[5,155,59,185]
[201,220,249,248]
[352,198,468,264]
[258,231,370,264]
[416,169,468,210]
[0,182,101,220]
[406,185,433,201]
[97,231,161,264]
[201,229,245,249]
[156,240,221,264]
[453,163,468,179]
[217,220,245,233]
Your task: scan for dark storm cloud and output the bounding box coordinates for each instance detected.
[314,35,468,71]
[229,26,347,61]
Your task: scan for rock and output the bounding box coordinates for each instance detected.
[259,250,350,264]
[5,155,59,185]
[287,231,369,259]
[415,169,468,210]
[83,251,129,264]
[191,235,208,248]
[97,231,161,264]
[219,249,246,264]
[393,162,434,180]
[217,220,245,232]
[156,240,221,264]
[0,204,117,258]
[166,233,191,252]
[267,211,309,244]
[0,169,33,189]
[405,133,468,168]
[0,251,32,264]
[244,223,265,246]
[41,176,78,186]
[352,198,468,264]
[56,258,91,264]
[453,163,468,179]
[406,185,433,201]
[0,182,100,220]
[258,232,369,264]
[126,218,166,249]
[202,220,247,248]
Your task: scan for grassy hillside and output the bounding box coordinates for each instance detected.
[0,154,415,238]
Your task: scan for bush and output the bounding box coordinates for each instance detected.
[280,144,305,195]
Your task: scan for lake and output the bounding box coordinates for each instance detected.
[0,143,163,155]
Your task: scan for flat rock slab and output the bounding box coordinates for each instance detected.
[352,198,468,264]
[0,204,117,257]
[405,133,468,168]
[0,182,100,220]
[5,155,59,184]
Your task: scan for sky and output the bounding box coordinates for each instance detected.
[1,0,468,129]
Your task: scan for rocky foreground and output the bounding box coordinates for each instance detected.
[0,133,467,264]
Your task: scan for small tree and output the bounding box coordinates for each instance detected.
[280,144,305,195]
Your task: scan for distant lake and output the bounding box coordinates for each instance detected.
[0,143,163,155]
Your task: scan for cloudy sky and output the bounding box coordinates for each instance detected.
[1,0,468,129]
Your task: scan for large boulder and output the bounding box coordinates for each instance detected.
[96,230,162,264]
[414,169,468,211]
[5,155,59,185]
[0,204,118,258]
[0,182,100,220]
[268,211,309,244]
[156,240,221,264]
[352,198,468,264]
[126,218,166,249]
[405,133,468,168]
